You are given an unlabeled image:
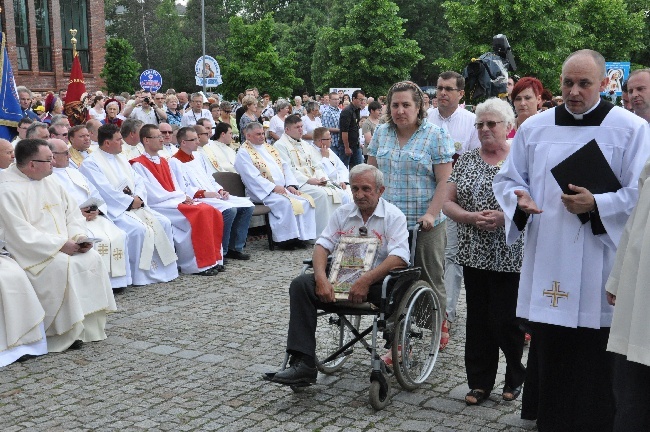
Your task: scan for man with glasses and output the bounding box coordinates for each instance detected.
[16,86,39,120]
[131,124,225,275]
[218,101,239,138]
[180,93,215,129]
[427,71,481,347]
[123,91,167,125]
[67,125,93,169]
[338,89,366,169]
[48,123,68,140]
[0,139,15,171]
[12,117,33,147]
[50,138,131,293]
[170,126,254,261]
[0,139,116,352]
[158,123,178,159]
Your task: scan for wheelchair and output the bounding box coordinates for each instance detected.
[268,225,443,410]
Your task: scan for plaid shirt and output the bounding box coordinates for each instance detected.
[367,121,455,227]
[321,105,342,148]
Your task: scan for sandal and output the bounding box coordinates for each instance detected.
[465,389,488,406]
[439,319,450,350]
[502,385,522,401]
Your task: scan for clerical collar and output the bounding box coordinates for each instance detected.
[555,99,614,127]
[564,99,600,120]
[145,153,161,164]
[285,134,302,145]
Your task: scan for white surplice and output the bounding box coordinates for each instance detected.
[493,102,650,329]
[131,154,221,274]
[80,149,179,286]
[52,167,131,289]
[158,144,178,160]
[308,141,351,187]
[275,133,350,236]
[234,142,316,242]
[198,141,238,174]
[0,248,47,367]
[121,141,145,161]
[0,166,117,352]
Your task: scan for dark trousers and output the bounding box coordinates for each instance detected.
[286,273,382,358]
[613,353,650,431]
[332,145,363,169]
[530,322,614,432]
[463,266,525,392]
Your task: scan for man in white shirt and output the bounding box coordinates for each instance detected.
[427,71,481,341]
[180,93,216,128]
[123,91,167,125]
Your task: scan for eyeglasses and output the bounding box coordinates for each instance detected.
[474,121,504,129]
[436,86,460,92]
[183,138,198,142]
[319,138,332,141]
[160,130,173,134]
[31,159,53,163]
[223,110,232,113]
[52,150,70,155]
[145,135,164,140]
[54,132,68,137]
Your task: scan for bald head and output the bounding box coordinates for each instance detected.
[48,138,70,168]
[85,119,102,141]
[0,139,14,169]
[562,49,606,79]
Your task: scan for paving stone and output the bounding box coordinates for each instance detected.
[146,345,181,355]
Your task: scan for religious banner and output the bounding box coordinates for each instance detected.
[601,62,630,97]
[195,56,222,88]
[0,33,23,141]
[64,31,88,126]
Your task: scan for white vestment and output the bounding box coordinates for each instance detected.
[0,166,117,352]
[0,246,47,367]
[308,141,351,186]
[52,167,131,289]
[80,149,179,286]
[158,144,178,159]
[493,102,650,329]
[275,133,350,236]
[131,154,222,273]
[67,147,91,170]
[234,142,316,242]
[121,141,145,161]
[198,141,238,174]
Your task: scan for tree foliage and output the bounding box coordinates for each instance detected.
[218,14,303,100]
[100,38,141,94]
[311,0,423,97]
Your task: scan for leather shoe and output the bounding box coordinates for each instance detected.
[215,264,226,272]
[276,240,296,251]
[69,340,83,350]
[195,266,220,276]
[271,358,317,385]
[225,250,250,260]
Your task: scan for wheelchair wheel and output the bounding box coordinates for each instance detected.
[369,375,391,410]
[392,282,442,391]
[315,313,360,374]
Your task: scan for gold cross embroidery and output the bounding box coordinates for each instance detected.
[96,244,109,255]
[543,281,569,308]
[42,203,61,234]
[112,248,124,260]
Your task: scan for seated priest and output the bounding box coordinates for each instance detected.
[234,121,317,250]
[265,164,410,385]
[50,138,131,293]
[275,114,352,237]
[67,125,92,169]
[169,126,254,261]
[310,127,351,192]
[0,241,48,367]
[199,120,238,174]
[131,124,225,275]
[80,124,179,286]
[0,139,116,352]
[0,139,15,171]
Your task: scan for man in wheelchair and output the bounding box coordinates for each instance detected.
[265,164,410,386]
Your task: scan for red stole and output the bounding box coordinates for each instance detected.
[131,155,223,267]
[173,150,193,163]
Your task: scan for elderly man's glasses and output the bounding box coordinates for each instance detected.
[436,86,460,92]
[474,121,504,129]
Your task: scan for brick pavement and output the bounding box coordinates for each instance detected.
[0,238,537,431]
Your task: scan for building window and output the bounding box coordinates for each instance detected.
[35,0,52,72]
[60,0,89,73]
[13,0,31,70]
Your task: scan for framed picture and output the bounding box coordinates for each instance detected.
[328,236,379,301]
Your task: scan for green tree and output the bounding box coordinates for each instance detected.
[101,38,142,94]
[218,14,303,100]
[105,0,161,69]
[619,0,650,68]
[311,0,423,97]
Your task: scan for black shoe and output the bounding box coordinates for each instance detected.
[271,357,317,385]
[69,340,83,350]
[194,266,220,276]
[112,287,126,294]
[293,239,308,249]
[276,240,296,251]
[215,264,226,272]
[16,354,38,363]
[225,250,250,260]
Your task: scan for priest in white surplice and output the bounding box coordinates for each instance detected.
[199,122,238,174]
[170,125,254,260]
[234,122,316,248]
[310,127,351,192]
[0,138,15,171]
[0,240,48,367]
[275,114,351,237]
[493,50,650,431]
[158,122,178,159]
[0,139,117,352]
[80,124,179,286]
[131,124,225,275]
[50,138,131,292]
[67,125,92,169]
[120,119,145,161]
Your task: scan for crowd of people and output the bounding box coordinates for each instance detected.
[2,48,650,431]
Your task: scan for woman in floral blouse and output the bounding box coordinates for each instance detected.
[443,97,525,406]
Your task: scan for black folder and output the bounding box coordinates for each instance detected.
[550,139,622,223]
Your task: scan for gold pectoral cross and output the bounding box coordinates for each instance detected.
[543,281,569,308]
[42,202,61,234]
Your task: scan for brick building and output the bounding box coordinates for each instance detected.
[0,0,105,93]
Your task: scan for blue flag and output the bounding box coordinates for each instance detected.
[0,33,24,141]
